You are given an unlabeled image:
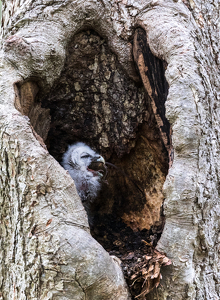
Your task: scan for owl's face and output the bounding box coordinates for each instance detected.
[68,143,105,178]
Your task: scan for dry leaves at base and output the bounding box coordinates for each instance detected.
[125,249,171,299]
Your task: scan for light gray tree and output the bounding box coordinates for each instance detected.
[0,0,220,299]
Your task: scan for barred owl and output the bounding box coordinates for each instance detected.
[62,142,106,223]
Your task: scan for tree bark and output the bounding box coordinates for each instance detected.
[1,0,220,299]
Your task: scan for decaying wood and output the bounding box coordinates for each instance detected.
[19,81,38,116]
[133,28,173,168]
[14,80,51,149]
[40,29,168,233]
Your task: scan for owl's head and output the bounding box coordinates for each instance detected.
[62,142,105,178]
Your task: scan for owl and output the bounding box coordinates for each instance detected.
[62,142,106,224]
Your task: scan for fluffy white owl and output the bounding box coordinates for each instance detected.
[62,142,106,222]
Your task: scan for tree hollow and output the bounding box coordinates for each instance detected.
[15,29,170,298]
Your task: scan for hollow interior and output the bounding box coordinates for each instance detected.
[15,30,170,298]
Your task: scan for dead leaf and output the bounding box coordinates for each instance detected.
[46,219,52,226]
[122,252,135,260]
[129,249,171,298]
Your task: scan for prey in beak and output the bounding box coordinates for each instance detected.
[87,155,108,181]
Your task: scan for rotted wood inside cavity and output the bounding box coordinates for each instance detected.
[40,30,168,233]
[133,28,173,167]
[36,30,170,298]
[14,81,35,115]
[14,81,51,143]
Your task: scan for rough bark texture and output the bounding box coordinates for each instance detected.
[1,0,220,299]
[0,94,131,300]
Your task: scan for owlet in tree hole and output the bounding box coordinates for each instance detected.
[62,142,106,224]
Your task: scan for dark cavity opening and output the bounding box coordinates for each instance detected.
[15,29,171,298]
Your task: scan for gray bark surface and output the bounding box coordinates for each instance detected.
[0,104,130,300]
[0,0,220,299]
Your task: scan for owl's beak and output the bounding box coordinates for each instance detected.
[88,155,107,180]
[94,155,105,165]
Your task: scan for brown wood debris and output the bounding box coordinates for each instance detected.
[123,248,171,299]
[133,28,173,168]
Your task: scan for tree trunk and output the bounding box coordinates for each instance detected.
[1,0,220,299]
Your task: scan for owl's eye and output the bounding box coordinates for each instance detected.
[81,154,91,159]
